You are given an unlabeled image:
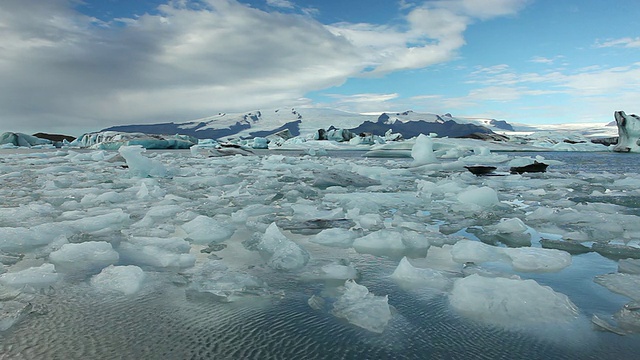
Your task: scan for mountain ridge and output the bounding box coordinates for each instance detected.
[102,107,512,140]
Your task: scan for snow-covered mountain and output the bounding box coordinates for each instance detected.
[102,107,512,140]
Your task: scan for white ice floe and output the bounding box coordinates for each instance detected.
[390,257,453,291]
[90,265,145,295]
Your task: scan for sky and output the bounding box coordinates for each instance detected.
[1,0,639,135]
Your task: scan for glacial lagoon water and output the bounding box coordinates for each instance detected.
[1,148,640,359]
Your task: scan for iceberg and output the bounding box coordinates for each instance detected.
[71,131,197,150]
[0,132,53,148]
[118,145,168,178]
[411,134,437,166]
[613,111,640,153]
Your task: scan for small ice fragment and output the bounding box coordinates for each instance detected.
[457,186,499,207]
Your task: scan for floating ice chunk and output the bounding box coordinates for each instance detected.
[491,218,532,246]
[49,241,119,273]
[391,257,453,291]
[352,230,406,257]
[257,223,309,270]
[494,218,528,233]
[90,265,145,295]
[310,228,356,248]
[449,274,579,327]
[457,186,499,207]
[180,215,235,244]
[331,279,391,333]
[117,236,195,269]
[411,134,437,166]
[594,273,640,301]
[118,145,167,177]
[502,247,572,273]
[0,264,60,288]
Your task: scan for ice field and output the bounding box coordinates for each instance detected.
[1,143,640,359]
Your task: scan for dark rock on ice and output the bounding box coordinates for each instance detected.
[509,161,548,174]
[457,132,509,142]
[464,166,497,176]
[33,133,76,143]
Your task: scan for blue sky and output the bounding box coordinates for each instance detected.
[1,0,639,134]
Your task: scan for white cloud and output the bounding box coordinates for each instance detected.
[595,37,640,48]
[0,0,531,134]
[266,0,295,9]
[327,93,400,103]
[530,56,554,64]
[432,0,531,20]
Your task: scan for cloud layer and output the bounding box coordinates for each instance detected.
[0,0,528,133]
